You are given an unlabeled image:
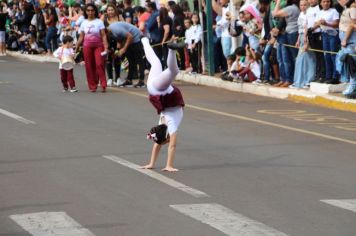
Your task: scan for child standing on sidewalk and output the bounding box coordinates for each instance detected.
[53,35,77,92]
[242,5,263,52]
[184,13,202,73]
[290,0,316,89]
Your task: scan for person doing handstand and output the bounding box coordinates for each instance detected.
[140,37,185,172]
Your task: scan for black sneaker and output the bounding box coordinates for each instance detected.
[324,78,340,84]
[134,80,146,88]
[118,80,133,87]
[316,78,326,83]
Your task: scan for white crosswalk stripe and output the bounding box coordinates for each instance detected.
[170,203,289,236]
[103,155,209,198]
[0,108,36,124]
[10,212,95,236]
[321,199,356,213]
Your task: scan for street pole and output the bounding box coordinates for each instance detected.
[205,0,215,76]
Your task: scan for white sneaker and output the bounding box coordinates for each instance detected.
[288,84,298,89]
[70,88,78,93]
[116,78,125,87]
[252,79,262,85]
[107,79,113,87]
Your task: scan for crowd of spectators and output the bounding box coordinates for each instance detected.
[215,0,355,99]
[0,0,355,98]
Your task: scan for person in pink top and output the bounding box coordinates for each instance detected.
[135,6,151,37]
[76,3,109,92]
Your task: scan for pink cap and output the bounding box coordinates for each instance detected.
[244,5,262,24]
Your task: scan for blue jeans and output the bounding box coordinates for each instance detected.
[293,33,316,87]
[339,31,356,48]
[337,31,356,83]
[45,27,58,53]
[277,32,298,83]
[262,44,273,81]
[322,32,340,79]
[221,36,232,58]
[287,32,298,61]
[248,35,260,52]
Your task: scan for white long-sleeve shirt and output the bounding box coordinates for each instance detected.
[217,4,231,38]
[184,24,202,49]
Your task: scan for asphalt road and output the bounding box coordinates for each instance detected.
[1,56,356,236]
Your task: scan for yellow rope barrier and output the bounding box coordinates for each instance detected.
[283,43,344,55]
[119,30,353,56]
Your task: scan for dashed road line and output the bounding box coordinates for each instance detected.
[0,108,36,124]
[170,203,289,236]
[103,155,209,198]
[321,199,356,213]
[10,212,96,236]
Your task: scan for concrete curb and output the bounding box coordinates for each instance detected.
[7,51,59,63]
[7,51,356,112]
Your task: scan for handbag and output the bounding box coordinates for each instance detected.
[74,47,83,64]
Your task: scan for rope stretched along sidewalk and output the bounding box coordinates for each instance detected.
[131,30,355,56]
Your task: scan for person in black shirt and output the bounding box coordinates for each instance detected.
[102,3,122,86]
[158,7,172,69]
[171,4,185,69]
[122,0,135,24]
[16,2,32,34]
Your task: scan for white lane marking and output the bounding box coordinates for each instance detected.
[103,155,209,198]
[321,199,356,213]
[170,204,289,236]
[10,212,95,236]
[0,108,36,124]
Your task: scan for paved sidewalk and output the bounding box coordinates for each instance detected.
[177,73,356,113]
[7,51,356,113]
[7,51,58,63]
